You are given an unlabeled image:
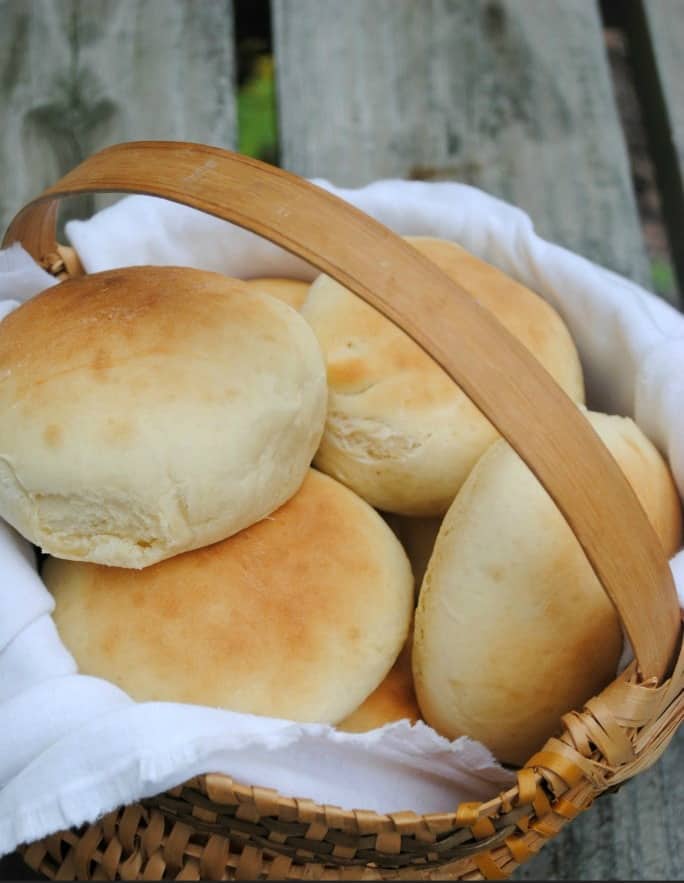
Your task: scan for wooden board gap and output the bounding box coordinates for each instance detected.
[600,0,682,307]
[234,0,278,165]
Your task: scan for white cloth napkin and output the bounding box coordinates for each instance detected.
[1,180,683,858]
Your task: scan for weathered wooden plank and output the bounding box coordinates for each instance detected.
[0,0,236,235]
[272,0,650,286]
[274,8,681,879]
[515,728,684,880]
[624,0,684,302]
[0,2,234,855]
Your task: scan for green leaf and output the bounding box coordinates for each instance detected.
[238,55,277,162]
[650,257,677,299]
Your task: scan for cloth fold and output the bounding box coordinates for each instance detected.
[1,180,682,857]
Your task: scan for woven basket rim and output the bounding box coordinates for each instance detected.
[19,625,684,879]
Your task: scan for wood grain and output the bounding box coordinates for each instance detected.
[0,0,236,235]
[272,0,650,286]
[0,5,680,880]
[4,141,679,684]
[269,12,684,870]
[624,0,684,300]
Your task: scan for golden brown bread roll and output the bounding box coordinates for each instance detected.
[242,277,310,310]
[337,637,420,732]
[0,267,327,568]
[302,237,585,516]
[413,410,682,766]
[44,469,414,724]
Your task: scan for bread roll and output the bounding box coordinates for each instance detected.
[44,469,414,723]
[0,267,327,568]
[243,277,310,310]
[302,237,584,515]
[413,410,682,766]
[587,412,682,558]
[337,637,420,732]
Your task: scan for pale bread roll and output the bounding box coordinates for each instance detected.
[0,267,327,568]
[413,410,682,766]
[589,412,683,558]
[44,470,414,723]
[337,637,420,732]
[302,237,585,515]
[243,277,310,310]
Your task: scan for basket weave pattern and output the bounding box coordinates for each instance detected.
[20,655,684,880]
[4,142,683,880]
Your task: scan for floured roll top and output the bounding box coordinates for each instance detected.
[0,266,327,568]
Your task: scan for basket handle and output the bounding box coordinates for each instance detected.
[3,140,681,683]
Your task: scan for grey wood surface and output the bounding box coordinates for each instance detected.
[625,0,684,306]
[272,0,650,287]
[0,1,681,881]
[0,0,236,235]
[273,2,682,879]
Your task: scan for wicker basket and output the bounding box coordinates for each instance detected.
[3,141,683,881]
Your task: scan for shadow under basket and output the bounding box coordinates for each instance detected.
[4,141,683,881]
